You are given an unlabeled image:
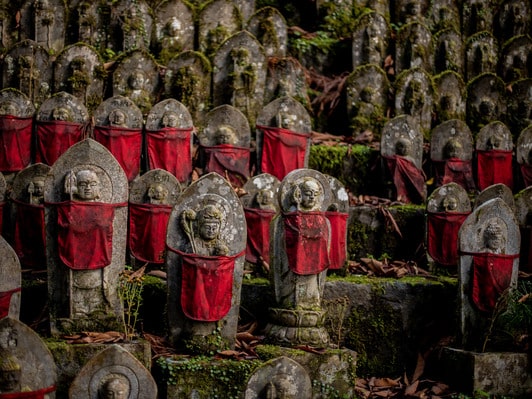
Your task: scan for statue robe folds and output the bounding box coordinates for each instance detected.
[13,200,46,269]
[325,211,348,270]
[244,207,275,264]
[427,211,469,266]
[283,211,330,275]
[93,125,143,181]
[257,125,309,181]
[203,145,250,187]
[476,149,513,191]
[128,203,172,264]
[0,287,21,318]
[168,248,243,322]
[0,385,56,399]
[433,158,476,191]
[146,127,193,183]
[35,120,85,166]
[0,116,32,172]
[465,251,520,313]
[55,201,126,270]
[384,155,426,204]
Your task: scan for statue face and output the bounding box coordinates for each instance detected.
[148,184,168,203]
[109,110,127,126]
[300,180,321,210]
[215,125,237,145]
[199,220,221,241]
[483,220,505,252]
[395,138,412,156]
[0,102,18,116]
[100,378,129,399]
[257,189,274,206]
[162,112,179,128]
[442,196,458,212]
[76,170,101,201]
[52,107,72,121]
[167,17,181,36]
[32,178,45,197]
[128,71,145,90]
[0,369,21,392]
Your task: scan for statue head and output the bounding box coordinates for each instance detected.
[0,101,18,116]
[395,137,412,157]
[52,106,73,121]
[482,218,506,253]
[487,132,504,150]
[264,373,296,399]
[166,17,182,37]
[99,375,130,399]
[255,189,275,210]
[214,125,237,145]
[442,195,458,212]
[0,354,22,393]
[360,86,377,104]
[128,71,145,90]
[293,178,323,211]
[161,111,179,128]
[74,169,101,201]
[148,183,169,204]
[197,204,224,241]
[443,138,463,159]
[29,176,45,201]
[109,109,127,127]
[276,108,297,130]
[479,98,495,119]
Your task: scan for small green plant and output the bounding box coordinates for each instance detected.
[118,264,146,340]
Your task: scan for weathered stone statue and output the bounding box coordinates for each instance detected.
[515,186,532,273]
[0,89,35,176]
[93,96,143,182]
[110,0,152,52]
[499,36,531,83]
[433,71,466,125]
[474,183,515,212]
[325,175,350,271]
[256,96,312,181]
[0,237,21,320]
[166,172,246,354]
[428,0,460,33]
[458,198,520,351]
[465,33,498,83]
[45,139,128,335]
[466,73,506,133]
[516,125,532,188]
[35,92,89,167]
[246,6,288,58]
[197,0,241,59]
[198,104,251,187]
[461,0,494,38]
[18,0,65,53]
[9,163,50,270]
[430,119,476,192]
[506,78,532,137]
[434,28,464,75]
[352,11,390,70]
[494,0,530,43]
[0,172,5,235]
[69,345,157,399]
[265,169,332,347]
[426,183,471,268]
[128,169,181,266]
[395,22,433,75]
[381,115,426,204]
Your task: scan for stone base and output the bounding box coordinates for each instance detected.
[438,347,532,397]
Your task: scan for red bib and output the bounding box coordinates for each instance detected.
[128,203,172,264]
[0,116,32,172]
[433,158,476,191]
[93,125,142,181]
[13,200,46,269]
[384,155,426,204]
[55,201,125,270]
[0,288,21,319]
[520,163,532,188]
[283,211,330,275]
[519,226,532,273]
[427,211,469,266]
[0,385,56,399]
[257,125,309,180]
[146,127,193,183]
[244,207,275,264]
[203,145,250,187]
[35,120,85,165]
[476,149,513,191]
[325,211,349,270]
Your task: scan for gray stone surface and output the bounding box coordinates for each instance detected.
[434,28,464,75]
[109,0,152,52]
[430,119,473,162]
[427,182,471,213]
[465,32,498,83]
[241,173,281,210]
[246,6,287,58]
[93,95,143,129]
[0,88,35,118]
[474,183,515,211]
[129,169,181,205]
[381,115,423,169]
[433,71,466,125]
[516,125,532,166]
[475,121,513,151]
[68,344,157,399]
[19,0,66,53]
[351,11,390,70]
[499,35,532,83]
[145,98,193,131]
[45,139,128,335]
[37,91,89,123]
[199,104,250,147]
[0,237,21,321]
[494,0,531,43]
[263,56,309,109]
[506,77,532,136]
[467,73,506,133]
[461,0,494,38]
[428,0,460,32]
[395,22,433,76]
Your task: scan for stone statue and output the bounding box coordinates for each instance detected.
[0,236,21,320]
[98,375,129,399]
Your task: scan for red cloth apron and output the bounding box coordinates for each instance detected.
[244,207,275,264]
[128,203,172,264]
[476,149,513,191]
[93,125,142,181]
[433,158,476,191]
[146,127,193,183]
[520,163,532,188]
[257,125,309,180]
[325,211,348,270]
[0,385,56,399]
[465,251,519,313]
[283,211,330,275]
[0,288,21,319]
[13,200,46,269]
[0,116,32,172]
[427,211,469,266]
[167,247,244,321]
[35,120,85,165]
[0,202,4,236]
[203,145,250,187]
[519,226,532,273]
[384,155,426,204]
[54,201,126,270]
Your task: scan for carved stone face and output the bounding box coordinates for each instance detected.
[76,170,101,201]
[109,109,127,127]
[100,377,130,399]
[0,368,21,392]
[215,125,237,145]
[299,179,322,211]
[52,106,72,121]
[31,177,45,198]
[395,138,412,157]
[0,101,18,116]
[162,111,179,128]
[257,189,274,207]
[197,204,224,241]
[442,196,458,212]
[483,219,505,252]
[166,17,182,36]
[148,184,168,204]
[128,71,145,90]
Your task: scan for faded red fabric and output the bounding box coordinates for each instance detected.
[284,211,330,275]
[325,211,349,270]
[470,252,518,313]
[476,149,513,191]
[257,125,309,180]
[146,127,193,183]
[0,288,21,319]
[433,159,476,191]
[35,120,85,165]
[93,125,142,181]
[13,200,46,269]
[0,385,56,399]
[0,202,4,235]
[384,155,426,204]
[0,116,32,172]
[244,207,275,264]
[519,226,532,273]
[128,203,172,264]
[520,164,532,188]
[203,145,250,187]
[168,248,243,321]
[55,201,125,270]
[427,211,469,266]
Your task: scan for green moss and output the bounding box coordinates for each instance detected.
[242,276,270,286]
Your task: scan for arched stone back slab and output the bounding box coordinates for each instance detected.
[431,119,473,161]
[381,114,423,169]
[427,182,471,213]
[145,99,193,131]
[474,183,515,211]
[199,104,250,147]
[240,173,281,210]
[0,237,21,320]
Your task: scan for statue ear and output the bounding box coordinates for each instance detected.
[292,186,302,207]
[65,171,78,197]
